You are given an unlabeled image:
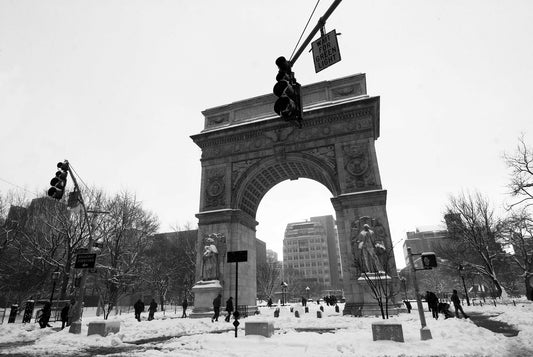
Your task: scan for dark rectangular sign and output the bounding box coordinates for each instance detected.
[227,250,248,263]
[74,253,97,269]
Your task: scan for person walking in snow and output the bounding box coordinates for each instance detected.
[451,289,469,319]
[425,291,439,319]
[181,298,188,318]
[134,299,144,322]
[225,297,234,322]
[148,299,157,321]
[212,294,222,322]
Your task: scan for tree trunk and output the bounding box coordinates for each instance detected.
[526,275,533,301]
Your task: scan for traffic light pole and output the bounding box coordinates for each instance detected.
[407,247,432,340]
[64,160,95,334]
[289,0,343,66]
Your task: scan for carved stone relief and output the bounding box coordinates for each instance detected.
[342,143,376,191]
[206,113,229,127]
[348,216,388,279]
[232,159,260,189]
[303,145,336,172]
[204,167,226,208]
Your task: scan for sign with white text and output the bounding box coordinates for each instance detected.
[311,30,341,73]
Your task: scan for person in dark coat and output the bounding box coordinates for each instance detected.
[425,291,439,319]
[181,298,188,318]
[451,289,469,318]
[38,302,52,328]
[267,298,273,308]
[148,299,157,321]
[225,297,234,322]
[301,296,307,307]
[212,294,222,322]
[403,300,412,313]
[60,302,70,329]
[134,299,144,322]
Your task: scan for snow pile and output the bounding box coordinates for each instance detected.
[0,301,532,357]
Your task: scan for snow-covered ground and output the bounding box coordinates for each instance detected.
[1,299,532,357]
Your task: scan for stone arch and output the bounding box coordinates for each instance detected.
[190,74,399,316]
[233,153,340,219]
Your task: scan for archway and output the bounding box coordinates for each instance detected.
[190,74,399,315]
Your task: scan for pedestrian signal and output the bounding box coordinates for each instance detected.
[421,252,437,269]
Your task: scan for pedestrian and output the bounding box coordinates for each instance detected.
[301,296,307,307]
[148,299,157,321]
[451,289,469,318]
[134,298,144,322]
[403,300,412,313]
[212,293,222,322]
[38,302,52,328]
[225,296,234,322]
[60,302,70,330]
[267,298,273,308]
[425,291,439,319]
[181,298,188,318]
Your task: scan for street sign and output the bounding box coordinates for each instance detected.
[311,29,341,73]
[74,253,97,269]
[227,250,248,263]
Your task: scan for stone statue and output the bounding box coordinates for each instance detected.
[202,237,219,280]
[354,224,383,273]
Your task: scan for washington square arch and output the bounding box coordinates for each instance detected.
[190,73,400,316]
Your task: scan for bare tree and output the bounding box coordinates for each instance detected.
[256,260,282,301]
[95,192,159,319]
[504,135,533,210]
[504,208,533,300]
[444,191,507,297]
[140,227,197,310]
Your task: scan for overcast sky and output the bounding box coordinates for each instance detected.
[1,0,532,268]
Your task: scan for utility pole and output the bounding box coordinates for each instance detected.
[65,161,95,334]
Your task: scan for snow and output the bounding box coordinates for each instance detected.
[1,300,532,356]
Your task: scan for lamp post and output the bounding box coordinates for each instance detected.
[305,286,310,301]
[49,271,61,303]
[281,281,288,306]
[458,265,471,306]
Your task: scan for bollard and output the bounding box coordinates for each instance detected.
[317,311,322,318]
[8,304,18,323]
[294,310,300,318]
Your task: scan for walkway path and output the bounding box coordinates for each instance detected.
[468,311,519,337]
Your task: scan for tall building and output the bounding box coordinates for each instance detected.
[255,238,267,268]
[402,225,449,267]
[282,215,341,289]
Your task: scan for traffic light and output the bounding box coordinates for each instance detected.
[273,56,302,127]
[421,252,437,269]
[48,161,69,200]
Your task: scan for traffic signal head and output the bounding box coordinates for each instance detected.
[273,56,302,126]
[48,161,69,200]
[421,252,437,269]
